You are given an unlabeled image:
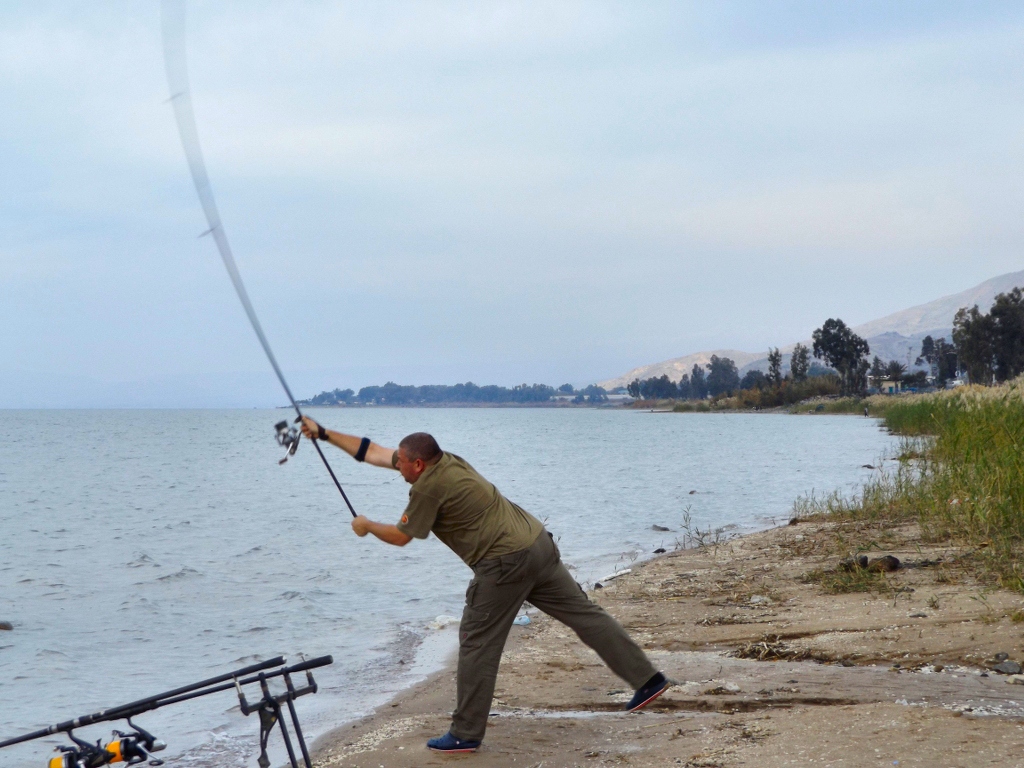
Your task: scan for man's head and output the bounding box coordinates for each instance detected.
[396,432,442,483]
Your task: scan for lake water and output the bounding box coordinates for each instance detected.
[0,408,894,766]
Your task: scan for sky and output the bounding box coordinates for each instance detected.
[2,1,1024,407]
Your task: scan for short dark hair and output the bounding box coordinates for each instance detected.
[399,432,442,463]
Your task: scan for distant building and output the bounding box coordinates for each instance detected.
[879,379,902,395]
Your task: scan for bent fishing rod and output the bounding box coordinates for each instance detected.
[161,0,356,517]
[0,655,333,768]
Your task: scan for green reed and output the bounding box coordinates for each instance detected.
[798,378,1024,592]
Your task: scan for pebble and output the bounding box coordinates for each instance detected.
[0,621,11,631]
[1006,674,1024,685]
[651,525,671,532]
[992,660,1022,675]
[653,548,667,554]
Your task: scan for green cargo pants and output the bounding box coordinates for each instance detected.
[451,531,658,741]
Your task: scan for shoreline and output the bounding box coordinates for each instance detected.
[310,519,1024,767]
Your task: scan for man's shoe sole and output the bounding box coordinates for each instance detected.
[428,745,479,753]
[627,681,670,712]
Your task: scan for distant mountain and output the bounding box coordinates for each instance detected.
[600,350,763,391]
[851,270,1024,339]
[599,269,1024,389]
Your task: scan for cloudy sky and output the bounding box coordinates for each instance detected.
[2,1,1023,407]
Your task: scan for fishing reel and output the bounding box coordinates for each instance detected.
[274,418,302,465]
[105,719,166,766]
[48,722,165,768]
[48,730,107,768]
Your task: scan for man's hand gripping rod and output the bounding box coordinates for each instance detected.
[161,0,356,517]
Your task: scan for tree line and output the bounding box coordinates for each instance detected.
[627,339,827,401]
[625,314,928,403]
[950,287,1024,384]
[627,285,1024,402]
[301,288,1023,408]
[900,287,1024,388]
[300,381,608,406]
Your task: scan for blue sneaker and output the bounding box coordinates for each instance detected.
[427,732,481,753]
[625,672,670,711]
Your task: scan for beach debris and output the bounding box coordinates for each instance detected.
[599,569,632,582]
[748,595,771,605]
[902,558,944,568]
[513,615,531,626]
[992,660,1022,675]
[867,555,901,572]
[731,635,814,662]
[651,525,671,531]
[689,490,697,494]
[653,548,667,554]
[593,582,603,589]
[0,621,12,631]
[696,614,755,627]
[702,682,740,695]
[861,464,875,469]
[427,615,460,630]
[839,555,869,571]
[838,554,901,572]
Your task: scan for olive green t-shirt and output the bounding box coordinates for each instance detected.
[396,452,544,566]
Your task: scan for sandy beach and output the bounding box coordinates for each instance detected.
[310,519,1024,767]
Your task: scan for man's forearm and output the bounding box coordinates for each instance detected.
[364,520,412,547]
[320,428,396,469]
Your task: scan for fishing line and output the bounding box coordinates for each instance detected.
[160,0,356,517]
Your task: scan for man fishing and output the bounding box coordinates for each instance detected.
[163,5,664,749]
[300,417,669,753]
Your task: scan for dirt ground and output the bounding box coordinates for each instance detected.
[311,521,1024,767]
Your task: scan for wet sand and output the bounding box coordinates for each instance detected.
[311,520,1024,767]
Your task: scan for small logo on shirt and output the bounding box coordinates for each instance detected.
[401,515,409,524]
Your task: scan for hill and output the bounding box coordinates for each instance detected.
[599,269,1024,389]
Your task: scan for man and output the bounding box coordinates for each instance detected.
[301,417,669,753]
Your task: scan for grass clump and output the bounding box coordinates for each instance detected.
[672,400,713,413]
[788,397,865,415]
[802,566,893,595]
[798,377,1024,592]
